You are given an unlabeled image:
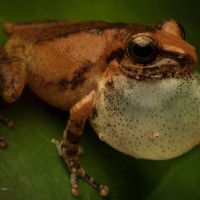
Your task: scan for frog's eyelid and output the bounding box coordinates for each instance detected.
[177,22,186,40]
[155,19,186,40]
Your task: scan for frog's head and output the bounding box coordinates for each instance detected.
[117,19,198,79]
[91,20,200,160]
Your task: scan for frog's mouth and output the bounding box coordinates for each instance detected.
[119,57,193,80]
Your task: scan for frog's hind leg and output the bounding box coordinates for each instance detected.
[59,91,109,197]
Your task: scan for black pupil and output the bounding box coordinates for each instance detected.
[132,42,154,58]
[126,37,158,64]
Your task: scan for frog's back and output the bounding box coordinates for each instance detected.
[3,20,154,44]
[3,20,135,111]
[3,20,114,110]
[4,20,110,43]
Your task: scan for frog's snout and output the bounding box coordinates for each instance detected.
[184,42,198,67]
[177,45,198,70]
[191,47,198,65]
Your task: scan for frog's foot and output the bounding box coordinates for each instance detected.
[63,149,109,197]
[0,136,8,149]
[52,139,108,196]
[58,91,109,196]
[69,165,109,197]
[0,114,14,128]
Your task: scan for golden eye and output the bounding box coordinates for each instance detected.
[126,35,158,64]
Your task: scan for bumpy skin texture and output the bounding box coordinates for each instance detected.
[0,19,199,196]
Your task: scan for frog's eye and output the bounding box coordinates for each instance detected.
[126,36,158,64]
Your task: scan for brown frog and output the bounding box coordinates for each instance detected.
[0,19,199,197]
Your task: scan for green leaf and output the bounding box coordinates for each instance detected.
[0,0,200,199]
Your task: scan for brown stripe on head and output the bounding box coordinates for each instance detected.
[106,48,125,64]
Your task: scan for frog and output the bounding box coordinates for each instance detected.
[0,18,199,197]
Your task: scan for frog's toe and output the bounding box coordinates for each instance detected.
[78,146,85,155]
[51,138,63,156]
[70,173,81,197]
[0,114,14,127]
[0,136,8,149]
[99,185,109,196]
[71,186,81,197]
[80,171,109,196]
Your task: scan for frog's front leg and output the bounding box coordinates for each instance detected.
[60,91,109,197]
[0,47,26,147]
[0,47,26,103]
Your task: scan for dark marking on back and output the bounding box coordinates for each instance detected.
[58,78,70,90]
[28,62,93,91]
[70,63,92,90]
[5,20,156,45]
